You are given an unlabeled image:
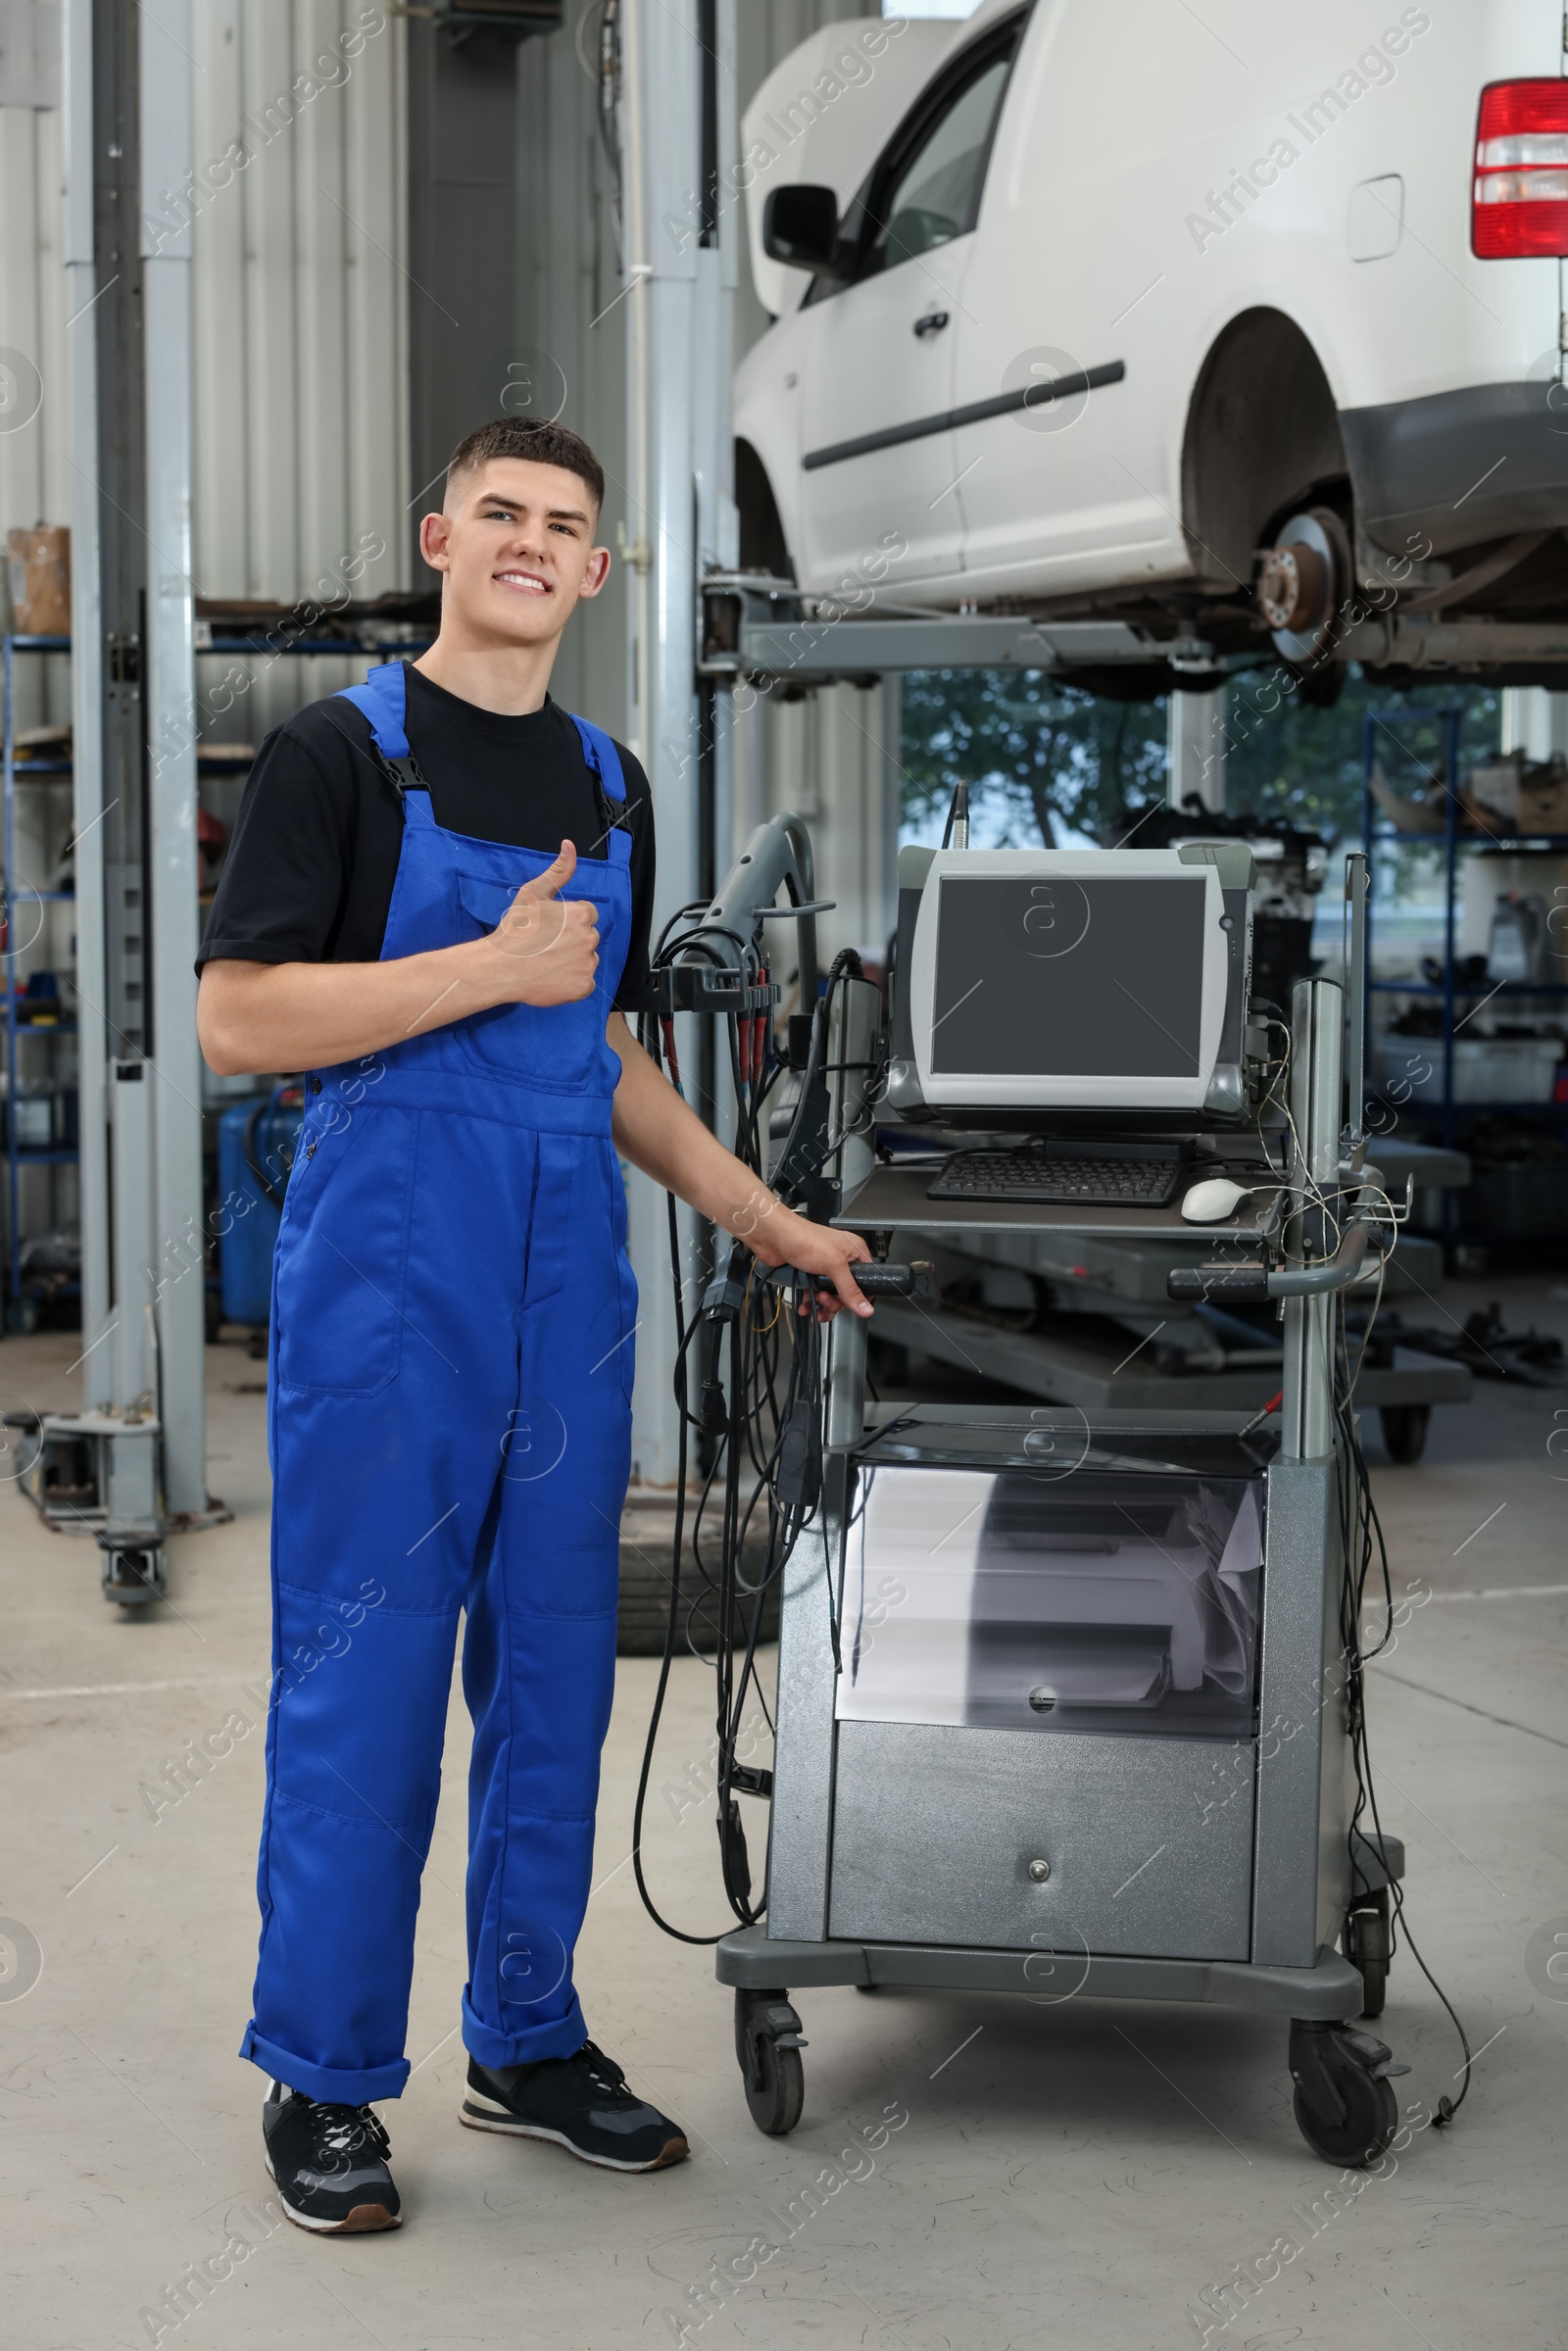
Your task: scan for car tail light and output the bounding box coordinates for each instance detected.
[1473,78,1568,257]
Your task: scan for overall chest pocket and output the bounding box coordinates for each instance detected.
[454,870,605,1090]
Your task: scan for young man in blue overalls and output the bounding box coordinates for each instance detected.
[197,418,871,2232]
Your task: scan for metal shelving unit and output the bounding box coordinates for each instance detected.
[3,633,77,1323]
[1361,704,1568,1249]
[192,629,433,918]
[3,629,433,1324]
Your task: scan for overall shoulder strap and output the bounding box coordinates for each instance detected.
[335,661,426,797]
[568,711,626,804]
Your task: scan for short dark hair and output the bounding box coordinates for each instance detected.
[444,417,606,515]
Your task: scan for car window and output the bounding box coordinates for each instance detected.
[862,47,1014,278]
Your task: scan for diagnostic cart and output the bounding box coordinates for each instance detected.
[714,840,1413,2168]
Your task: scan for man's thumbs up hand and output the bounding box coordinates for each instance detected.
[512,840,578,903]
[491,841,601,1006]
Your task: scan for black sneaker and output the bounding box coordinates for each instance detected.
[460,2041,689,2172]
[262,2081,402,2232]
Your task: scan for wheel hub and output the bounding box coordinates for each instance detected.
[1257,539,1331,632]
[1255,506,1352,665]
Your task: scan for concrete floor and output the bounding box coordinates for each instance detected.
[2,1274,1565,2351]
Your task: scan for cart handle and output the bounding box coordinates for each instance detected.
[766,1259,939,1301]
[1166,1222,1372,1303]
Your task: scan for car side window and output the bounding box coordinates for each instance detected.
[861,41,1016,279]
[799,13,1025,309]
[869,51,1020,274]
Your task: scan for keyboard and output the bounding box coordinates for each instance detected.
[928,1142,1188,1208]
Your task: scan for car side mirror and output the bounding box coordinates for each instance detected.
[762,183,850,277]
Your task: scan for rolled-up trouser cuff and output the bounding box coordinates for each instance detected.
[240,2023,411,2106]
[462,1984,587,2071]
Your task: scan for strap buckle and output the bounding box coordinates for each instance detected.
[597,783,631,841]
[375,747,428,802]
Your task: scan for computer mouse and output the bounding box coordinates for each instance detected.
[1180,1176,1250,1223]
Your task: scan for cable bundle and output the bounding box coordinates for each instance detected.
[1333,1290,1472,2122]
[630,915,863,1943]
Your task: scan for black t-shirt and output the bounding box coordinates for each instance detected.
[197,664,657,1011]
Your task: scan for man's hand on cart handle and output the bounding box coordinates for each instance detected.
[728,1197,874,1320]
[762,1259,938,1305]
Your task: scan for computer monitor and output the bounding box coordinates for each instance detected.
[899,849,1250,1116]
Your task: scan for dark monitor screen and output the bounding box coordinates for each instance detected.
[931,875,1208,1078]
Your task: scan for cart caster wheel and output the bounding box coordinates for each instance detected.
[1379,1404,1430,1463]
[734,1988,807,2136]
[1288,2020,1406,2168]
[1347,1888,1391,2020]
[746,2038,805,2136]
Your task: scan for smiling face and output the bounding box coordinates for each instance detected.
[417,458,611,652]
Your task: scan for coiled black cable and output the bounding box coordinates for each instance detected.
[629,935,858,1942]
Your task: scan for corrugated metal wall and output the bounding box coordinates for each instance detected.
[407,20,527,564]
[189,0,411,743]
[190,0,409,606]
[4,5,411,671]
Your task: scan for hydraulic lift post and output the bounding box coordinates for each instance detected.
[58,0,208,1589]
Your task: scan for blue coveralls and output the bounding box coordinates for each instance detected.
[240,662,637,2106]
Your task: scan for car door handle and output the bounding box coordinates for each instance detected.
[912,311,950,338]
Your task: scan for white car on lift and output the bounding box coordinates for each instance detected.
[734,0,1568,687]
